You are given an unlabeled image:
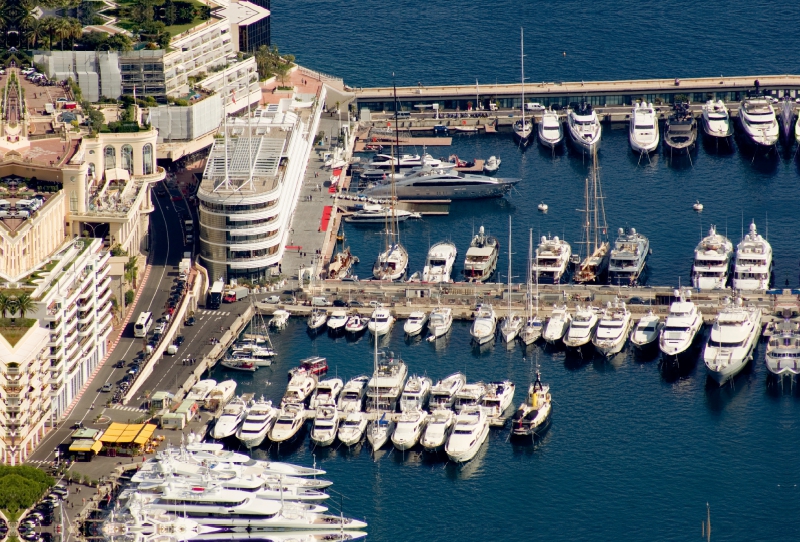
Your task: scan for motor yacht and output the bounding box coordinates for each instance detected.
[403,311,428,336]
[543,304,572,344]
[630,311,662,350]
[422,241,458,283]
[367,306,394,336]
[269,403,306,443]
[309,378,343,409]
[454,383,486,413]
[186,379,217,403]
[337,412,368,446]
[337,375,370,412]
[344,315,369,335]
[533,235,572,284]
[344,205,420,224]
[701,100,733,139]
[191,533,367,542]
[391,409,428,451]
[732,221,772,291]
[470,304,497,344]
[692,225,734,290]
[420,409,456,452]
[796,110,800,147]
[429,372,466,410]
[608,227,649,286]
[366,414,395,451]
[538,108,564,149]
[211,397,248,440]
[483,155,501,173]
[153,443,326,476]
[269,310,291,329]
[228,346,275,368]
[359,167,519,200]
[765,320,800,376]
[463,226,500,282]
[326,310,349,335]
[372,242,409,281]
[281,373,317,408]
[739,95,779,148]
[445,408,490,463]
[567,102,601,153]
[365,351,408,412]
[659,289,704,363]
[629,102,659,153]
[310,405,339,447]
[235,398,276,449]
[428,307,453,338]
[703,300,761,385]
[592,300,633,357]
[663,103,697,154]
[479,380,516,427]
[563,306,599,349]
[400,375,432,412]
[511,371,552,438]
[101,508,215,542]
[204,380,237,411]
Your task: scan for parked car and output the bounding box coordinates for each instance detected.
[114,360,125,368]
[101,383,113,392]
[264,295,280,304]
[174,335,185,346]
[332,299,348,307]
[184,316,195,326]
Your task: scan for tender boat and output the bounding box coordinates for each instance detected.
[630,311,663,350]
[663,102,697,154]
[703,299,762,385]
[629,102,659,153]
[533,235,572,284]
[480,380,516,427]
[701,100,734,139]
[391,410,428,451]
[454,382,486,413]
[365,351,408,412]
[732,221,772,291]
[483,155,501,173]
[608,227,649,286]
[659,289,704,363]
[445,408,490,463]
[337,411,368,446]
[403,311,428,336]
[344,204,420,223]
[204,380,236,411]
[567,102,602,153]
[470,303,497,345]
[429,372,466,410]
[372,242,409,281]
[428,306,453,339]
[543,304,572,344]
[269,403,306,443]
[366,413,395,451]
[463,226,500,283]
[692,225,734,290]
[310,405,340,447]
[422,241,458,283]
[400,375,432,412]
[739,94,779,149]
[367,152,445,170]
[269,310,291,329]
[345,314,369,335]
[765,320,800,376]
[563,306,599,349]
[511,371,551,438]
[211,397,248,440]
[186,379,217,403]
[592,300,633,357]
[235,398,276,449]
[309,378,344,409]
[337,375,370,412]
[538,108,564,149]
[421,409,456,452]
[281,373,317,408]
[367,306,395,336]
[326,310,349,335]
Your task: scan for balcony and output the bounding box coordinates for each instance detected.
[77,295,96,310]
[47,334,61,347]
[97,288,112,308]
[96,263,111,283]
[97,276,112,294]
[48,347,63,361]
[77,324,93,338]
[98,311,113,332]
[97,299,112,320]
[65,341,79,360]
[80,335,95,356]
[65,302,78,320]
[77,310,93,326]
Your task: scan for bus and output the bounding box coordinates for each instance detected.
[134,312,153,338]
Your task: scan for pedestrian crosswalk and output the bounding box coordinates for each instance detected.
[109,405,147,413]
[27,459,50,465]
[199,310,231,316]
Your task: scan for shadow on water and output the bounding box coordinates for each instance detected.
[700,132,736,155]
[563,347,593,371]
[764,373,800,400]
[734,135,781,174]
[265,427,309,458]
[659,352,700,383]
[703,359,757,413]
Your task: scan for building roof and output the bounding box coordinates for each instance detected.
[201,134,287,195]
[218,0,270,27]
[69,439,103,453]
[99,422,157,445]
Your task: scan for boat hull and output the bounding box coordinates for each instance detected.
[445,424,489,463]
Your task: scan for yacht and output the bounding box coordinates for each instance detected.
[692,225,734,290]
[499,222,523,343]
[152,443,326,476]
[701,100,734,139]
[533,235,572,284]
[367,306,394,336]
[483,155,501,173]
[519,229,544,346]
[366,413,395,451]
[463,226,500,282]
[309,378,344,410]
[367,152,445,170]
[191,533,367,542]
[608,227,649,286]
[563,306,599,349]
[765,320,800,376]
[326,310,349,335]
[281,373,317,408]
[403,311,428,336]
[429,372,466,410]
[400,375,432,413]
[538,108,564,149]
[359,167,519,200]
[235,398,277,449]
[365,351,408,412]
[445,408,490,463]
[344,314,369,335]
[732,221,772,291]
[186,379,217,403]
[454,383,486,413]
[513,29,533,145]
[574,153,610,284]
[391,409,428,450]
[269,310,291,329]
[428,307,453,339]
[219,357,257,372]
[420,409,456,452]
[543,304,572,344]
[204,380,237,411]
[337,375,369,412]
[372,242,409,281]
[479,380,516,427]
[470,304,497,345]
[739,95,779,148]
[326,246,358,280]
[344,205,420,224]
[704,300,762,385]
[663,103,697,154]
[630,311,663,350]
[592,300,633,357]
[101,508,215,542]
[796,111,800,147]
[228,347,274,368]
[629,102,659,153]
[307,308,327,334]
[659,289,704,363]
[337,411,368,446]
[511,371,552,438]
[422,241,458,283]
[567,102,602,153]
[310,405,340,447]
[269,403,306,443]
[211,397,248,440]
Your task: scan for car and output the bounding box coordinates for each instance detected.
[128,367,138,375]
[184,316,195,326]
[369,300,380,308]
[264,295,280,304]
[178,272,187,281]
[70,422,83,430]
[174,335,185,346]
[278,294,296,305]
[166,307,175,316]
[332,299,348,307]
[100,383,113,392]
[168,300,177,309]
[114,360,125,368]
[348,300,365,307]
[22,532,38,541]
[154,322,166,334]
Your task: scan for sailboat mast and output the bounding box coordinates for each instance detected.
[392,77,400,245]
[593,154,599,252]
[507,217,512,317]
[520,28,525,122]
[526,228,533,318]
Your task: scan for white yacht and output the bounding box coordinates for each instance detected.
[538,108,564,149]
[445,408,490,463]
[511,371,551,438]
[428,306,453,339]
[269,403,306,443]
[454,383,486,413]
[152,443,325,477]
[498,221,523,344]
[420,409,456,452]
[269,309,291,329]
[367,152,444,170]
[659,289,704,363]
[701,100,734,138]
[235,398,276,449]
[372,242,409,281]
[337,375,369,412]
[608,227,649,286]
[629,102,659,153]
[211,397,248,440]
[630,311,662,350]
[429,372,466,410]
[765,320,800,376]
[365,351,408,412]
[567,102,602,153]
[400,375,432,412]
[692,225,734,290]
[739,95,779,148]
[366,414,395,451]
[463,226,500,283]
[101,509,215,542]
[360,168,519,200]
[422,241,457,283]
[543,304,572,344]
[204,380,236,411]
[367,306,395,336]
[326,310,349,334]
[519,229,544,346]
[470,304,497,345]
[309,378,343,410]
[592,300,633,357]
[479,380,516,427]
[563,306,599,349]
[186,379,217,403]
[533,235,572,284]
[310,405,340,447]
[704,300,761,385]
[403,311,428,336]
[344,314,369,335]
[337,411,368,446]
[391,410,428,450]
[344,204,419,224]
[732,221,772,291]
[281,373,317,408]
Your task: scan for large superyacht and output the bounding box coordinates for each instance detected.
[691,225,734,290]
[607,227,649,286]
[703,299,761,385]
[732,221,772,291]
[532,235,571,284]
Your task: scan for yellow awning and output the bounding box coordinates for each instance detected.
[100,423,126,443]
[70,439,100,453]
[91,440,103,453]
[133,424,157,445]
[99,422,157,445]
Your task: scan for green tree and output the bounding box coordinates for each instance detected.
[124,256,139,289]
[0,293,9,319]
[15,293,34,319]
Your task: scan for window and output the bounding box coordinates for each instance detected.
[122,145,134,173]
[104,146,115,169]
[143,144,154,175]
[88,163,96,179]
[69,191,78,212]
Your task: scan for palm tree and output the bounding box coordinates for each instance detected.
[26,20,43,49]
[124,256,138,290]
[15,293,34,319]
[0,293,9,319]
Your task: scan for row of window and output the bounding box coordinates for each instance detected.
[102,144,155,175]
[202,199,278,214]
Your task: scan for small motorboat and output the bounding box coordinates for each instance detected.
[269,403,306,443]
[345,314,369,335]
[310,405,340,447]
[693,200,704,212]
[420,409,456,452]
[630,310,663,350]
[337,411,368,446]
[537,202,548,212]
[219,357,257,372]
[403,311,428,336]
[269,310,291,329]
[367,307,394,336]
[483,156,501,173]
[391,409,428,451]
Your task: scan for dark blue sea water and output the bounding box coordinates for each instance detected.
[233,3,800,540]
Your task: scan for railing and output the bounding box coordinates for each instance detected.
[299,66,343,83]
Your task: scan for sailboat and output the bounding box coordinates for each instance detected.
[512,28,533,145]
[519,229,543,345]
[307,259,328,333]
[573,148,610,284]
[327,222,359,280]
[366,332,395,451]
[499,218,523,343]
[231,299,276,365]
